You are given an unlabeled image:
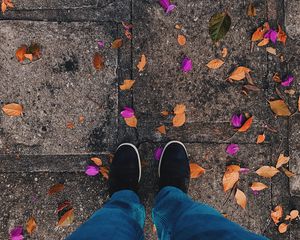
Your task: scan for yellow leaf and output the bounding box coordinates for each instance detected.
[125,116,137,128]
[290,210,299,220]
[256,166,279,178]
[278,223,288,233]
[256,134,265,144]
[177,34,186,46]
[281,167,295,178]
[58,208,74,226]
[156,125,166,134]
[250,182,268,191]
[48,183,64,195]
[2,103,23,116]
[269,100,291,116]
[257,38,269,46]
[222,165,240,192]
[276,154,290,168]
[93,52,104,70]
[26,217,37,235]
[137,54,146,72]
[190,163,205,179]
[235,188,247,209]
[120,80,135,90]
[91,157,102,166]
[206,59,224,69]
[266,47,276,55]
[247,2,256,17]
[173,104,186,114]
[173,113,186,127]
[100,166,109,179]
[238,116,253,132]
[229,66,251,81]
[271,205,283,224]
[111,38,123,49]
[221,47,228,58]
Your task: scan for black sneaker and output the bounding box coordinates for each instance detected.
[158,141,190,193]
[109,143,141,196]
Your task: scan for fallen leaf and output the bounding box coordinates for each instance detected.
[251,27,265,41]
[2,0,14,13]
[24,53,33,61]
[269,100,291,116]
[48,183,64,195]
[229,66,251,81]
[173,104,186,114]
[250,182,268,191]
[93,52,104,70]
[2,103,23,116]
[266,47,276,55]
[247,2,256,17]
[57,200,71,213]
[58,208,74,226]
[190,163,205,178]
[206,59,224,69]
[91,157,102,166]
[137,54,146,72]
[257,38,269,46]
[284,89,295,96]
[120,80,135,90]
[221,47,228,58]
[1,1,7,13]
[175,24,182,30]
[273,72,281,83]
[271,205,283,224]
[256,134,265,144]
[209,12,231,42]
[281,167,295,177]
[78,115,85,124]
[161,110,169,116]
[177,34,186,46]
[277,25,287,45]
[290,210,299,220]
[26,217,37,235]
[157,125,166,134]
[278,223,288,233]
[235,188,247,209]
[256,166,279,178]
[66,122,75,129]
[28,43,42,60]
[238,116,253,132]
[125,29,132,40]
[100,166,109,179]
[223,165,240,192]
[111,39,123,49]
[16,45,27,62]
[276,154,290,168]
[173,113,186,127]
[299,96,300,112]
[125,116,137,128]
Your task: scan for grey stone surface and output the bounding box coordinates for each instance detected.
[0,21,118,155]
[285,0,300,38]
[13,0,97,9]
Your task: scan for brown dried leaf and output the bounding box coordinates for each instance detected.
[266,47,276,55]
[48,183,64,195]
[223,165,240,192]
[125,116,137,128]
[250,182,268,191]
[256,166,279,178]
[177,34,186,46]
[206,59,224,69]
[276,154,290,168]
[238,116,253,132]
[173,113,186,127]
[229,66,251,81]
[243,84,260,92]
[273,73,281,83]
[269,100,291,116]
[175,24,182,30]
[2,103,23,116]
[221,47,228,58]
[284,89,295,96]
[190,163,205,179]
[235,188,247,209]
[247,2,256,16]
[93,52,104,70]
[137,54,146,72]
[91,157,102,166]
[278,223,288,233]
[298,96,300,112]
[120,80,135,90]
[100,166,109,179]
[26,217,37,235]
[281,167,295,178]
[157,125,166,134]
[111,39,123,49]
[58,208,74,226]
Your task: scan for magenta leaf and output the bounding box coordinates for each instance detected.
[264,29,277,44]
[239,168,250,174]
[154,147,163,161]
[121,107,135,118]
[97,40,105,48]
[231,114,245,128]
[226,144,240,155]
[10,226,23,240]
[159,0,176,13]
[281,75,294,87]
[181,57,192,73]
[85,165,99,176]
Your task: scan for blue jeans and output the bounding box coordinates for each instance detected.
[66,186,269,240]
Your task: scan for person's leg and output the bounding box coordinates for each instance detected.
[66,143,145,240]
[153,141,269,240]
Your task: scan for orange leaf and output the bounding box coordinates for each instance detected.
[206,59,224,69]
[156,125,166,134]
[281,167,295,178]
[125,116,137,128]
[161,110,169,116]
[250,182,268,191]
[229,66,251,81]
[26,217,37,235]
[290,210,299,220]
[173,113,186,127]
[48,183,64,195]
[24,53,33,61]
[276,154,289,168]
[100,166,109,179]
[190,163,205,179]
[278,223,288,233]
[93,52,104,70]
[1,1,7,13]
[78,115,85,124]
[235,188,247,209]
[251,27,265,41]
[257,38,269,46]
[238,116,253,132]
[221,47,228,58]
[277,25,287,45]
[269,100,291,116]
[256,166,279,178]
[256,134,265,144]
[223,165,240,192]
[58,208,74,226]
[2,103,23,116]
[16,45,27,62]
[120,79,135,90]
[177,34,186,46]
[111,38,123,49]
[137,54,146,72]
[173,104,186,114]
[66,122,75,129]
[91,157,102,166]
[271,205,283,224]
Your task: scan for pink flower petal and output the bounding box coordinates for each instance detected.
[166,4,176,13]
[264,29,277,44]
[160,0,175,13]
[181,57,192,73]
[226,144,239,155]
[10,226,23,240]
[281,75,294,87]
[231,114,245,128]
[252,189,260,196]
[97,40,105,48]
[239,168,250,174]
[121,107,135,118]
[154,147,163,161]
[85,165,99,176]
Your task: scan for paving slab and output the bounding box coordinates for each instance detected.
[0,21,119,155]
[285,0,300,39]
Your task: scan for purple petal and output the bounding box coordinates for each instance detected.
[166,4,176,13]
[226,144,240,155]
[252,190,260,196]
[181,57,192,73]
[281,75,294,87]
[154,147,163,161]
[97,40,105,48]
[159,0,170,11]
[121,107,135,118]
[239,168,250,174]
[264,29,277,44]
[85,165,99,176]
[231,114,245,128]
[10,227,23,240]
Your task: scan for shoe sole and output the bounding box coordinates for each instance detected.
[117,143,142,182]
[158,140,188,178]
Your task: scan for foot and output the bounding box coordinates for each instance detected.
[158,141,190,193]
[109,143,141,196]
